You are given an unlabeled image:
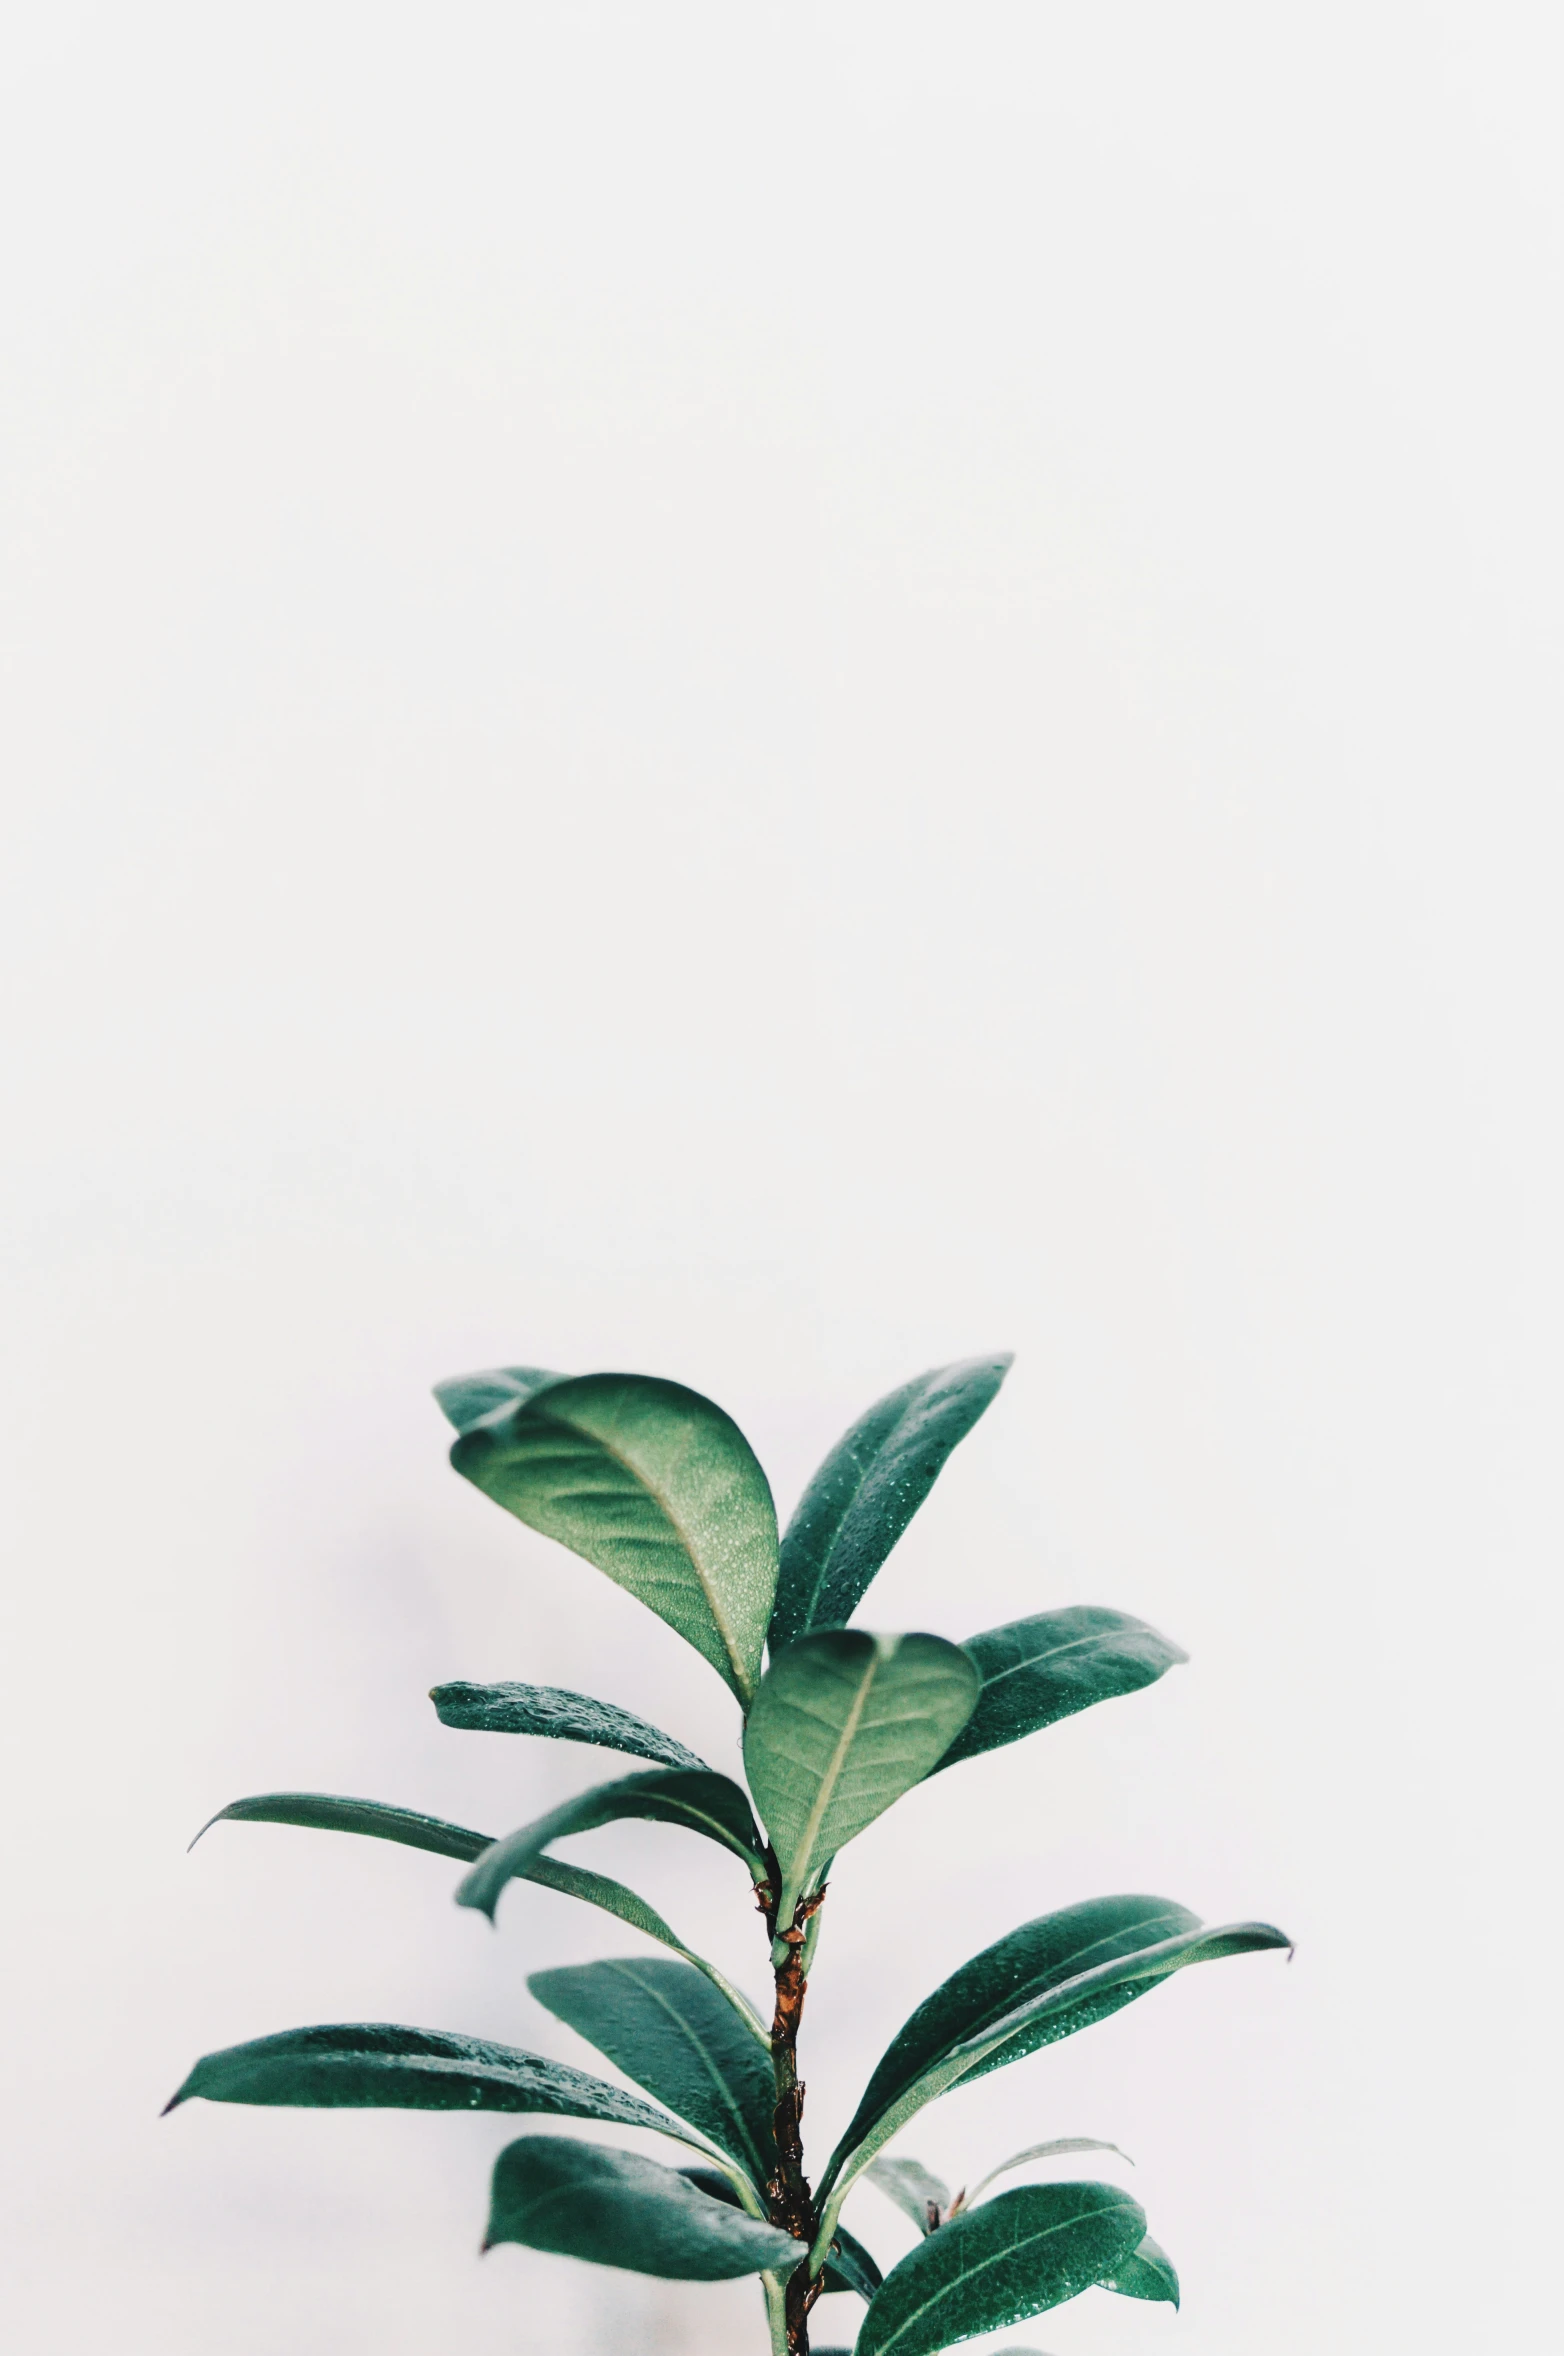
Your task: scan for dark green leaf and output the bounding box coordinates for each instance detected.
[675,2168,878,2298]
[1101,2232,1179,2307]
[165,2024,717,2163]
[522,1858,767,2040]
[430,1680,708,1772]
[743,1631,978,1922]
[820,2219,884,2301]
[448,1372,779,1704]
[936,1607,1186,1772]
[529,1958,776,2189]
[456,1768,768,1921]
[195,1791,766,2037]
[484,2138,800,2280]
[964,2140,1131,2204]
[434,1365,566,1434]
[770,1357,1012,1651]
[855,2182,1146,2356]
[192,1791,488,1862]
[816,1900,1289,2250]
[863,2155,952,2234]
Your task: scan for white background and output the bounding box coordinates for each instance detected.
[2,7,1559,2352]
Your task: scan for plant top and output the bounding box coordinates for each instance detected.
[169,1353,1289,2354]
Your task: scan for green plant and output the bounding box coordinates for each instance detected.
[168,1356,1288,2354]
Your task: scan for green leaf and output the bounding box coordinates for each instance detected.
[484,2138,800,2280]
[815,1899,1289,2257]
[456,1768,768,1921]
[430,1679,709,1772]
[434,1365,566,1433]
[863,2155,952,2234]
[165,2024,722,2165]
[855,2182,1147,2356]
[192,1791,489,1862]
[770,1357,1012,1651]
[963,2139,1131,2205]
[743,1631,978,1922]
[194,1789,766,2040]
[935,1608,1187,1772]
[1101,2232,1179,2307]
[677,2171,881,2299]
[448,1371,779,1704]
[529,1958,776,2190]
[820,2219,884,2302]
[521,1858,768,2042]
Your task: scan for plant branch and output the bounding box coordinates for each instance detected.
[765,1886,827,2356]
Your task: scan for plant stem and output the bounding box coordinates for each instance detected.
[765,1888,826,2356]
[762,2270,791,2356]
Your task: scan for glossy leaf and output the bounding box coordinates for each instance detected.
[855,2181,1147,2356]
[964,2139,1131,2205]
[834,1898,1268,2170]
[484,2139,799,2280]
[936,1608,1187,1772]
[457,1768,768,1921]
[192,1791,489,1863]
[677,2170,879,2296]
[770,1357,1012,1651]
[529,1958,775,2189]
[522,1858,767,2041]
[434,1365,566,1433]
[194,1788,762,2033]
[1101,2232,1179,2306]
[743,1631,978,1920]
[166,2024,720,2163]
[448,1371,779,1703]
[864,2155,951,2234]
[815,1899,1289,2253]
[430,1679,708,1772]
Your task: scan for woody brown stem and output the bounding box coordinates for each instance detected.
[766,1889,827,2356]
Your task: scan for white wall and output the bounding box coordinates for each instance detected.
[2,8,1558,2352]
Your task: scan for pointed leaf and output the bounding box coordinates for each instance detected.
[165,2024,719,2164]
[744,1631,978,1920]
[834,1897,1228,2171]
[770,1357,1012,1650]
[676,2169,881,2297]
[964,2140,1131,2205]
[522,1855,768,2039]
[430,1679,709,1772]
[457,1768,768,1921]
[1101,2232,1179,2306]
[864,2155,952,2234]
[434,1365,567,1433]
[529,1959,776,2190]
[855,2181,1146,2356]
[448,1371,779,1703]
[485,2138,800,2280]
[815,1900,1289,2251]
[195,1790,766,2037]
[192,1791,489,1862]
[936,1608,1187,1772]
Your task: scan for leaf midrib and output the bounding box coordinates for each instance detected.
[974,1625,1146,1693]
[868,2197,1141,2356]
[795,1399,923,1627]
[532,1400,756,1703]
[784,1646,881,1895]
[610,1963,767,2182]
